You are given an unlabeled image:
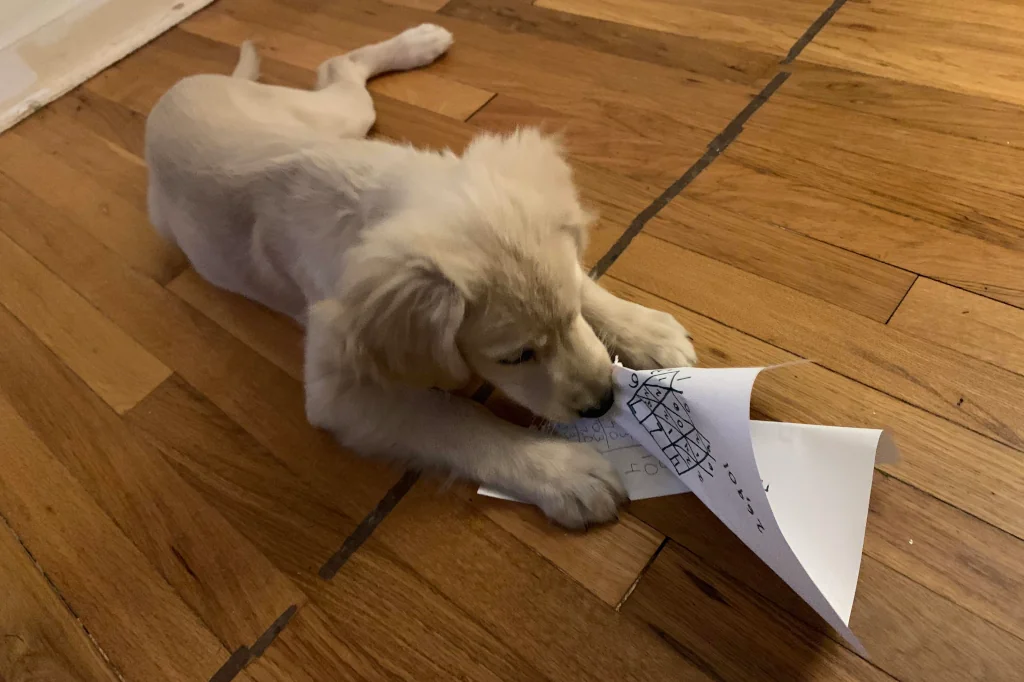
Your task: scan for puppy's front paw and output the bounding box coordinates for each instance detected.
[531,442,627,529]
[615,308,697,369]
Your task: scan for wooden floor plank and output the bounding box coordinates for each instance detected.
[180,9,495,121]
[473,389,667,606]
[124,376,364,575]
[168,268,305,382]
[0,131,186,286]
[601,277,1024,578]
[81,22,645,267]
[467,92,710,194]
[535,0,831,59]
[47,88,148,158]
[440,0,777,86]
[125,366,696,679]
[472,494,664,607]
[625,533,1024,682]
[85,27,481,165]
[14,103,149,212]
[0,172,400,530]
[378,98,667,268]
[383,0,450,10]
[467,90,913,323]
[0,521,121,682]
[0,303,305,651]
[82,27,311,114]
[623,542,894,682]
[125,377,688,682]
[609,235,1024,453]
[638,469,1024,647]
[263,0,763,120]
[647,196,916,323]
[4,0,1022,677]
[802,0,1024,106]
[686,66,1024,307]
[245,601,449,682]
[128,379,544,682]
[227,0,760,185]
[129,351,659,623]
[163,253,665,608]
[371,72,493,121]
[686,150,1024,307]
[0,388,239,682]
[629,481,1024,681]
[0,231,170,414]
[862,475,1024,643]
[748,89,1024,208]
[889,278,1024,377]
[284,547,555,682]
[132,283,663,611]
[783,61,1024,151]
[338,481,719,682]
[606,277,1024,671]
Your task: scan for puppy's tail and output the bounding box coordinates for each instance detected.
[232,40,260,80]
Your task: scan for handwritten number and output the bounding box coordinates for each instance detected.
[629,373,639,388]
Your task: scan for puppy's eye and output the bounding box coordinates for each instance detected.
[499,348,536,365]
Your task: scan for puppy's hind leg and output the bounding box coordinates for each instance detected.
[316,23,454,89]
[309,25,452,139]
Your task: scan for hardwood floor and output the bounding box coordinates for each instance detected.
[1,0,1022,679]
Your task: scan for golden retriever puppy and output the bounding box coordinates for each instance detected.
[145,25,696,528]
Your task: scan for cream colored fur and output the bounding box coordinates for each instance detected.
[145,25,696,528]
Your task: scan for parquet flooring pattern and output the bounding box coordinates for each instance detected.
[3,0,1024,680]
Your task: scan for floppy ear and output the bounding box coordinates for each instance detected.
[309,250,470,391]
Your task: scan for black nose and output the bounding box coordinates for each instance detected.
[580,388,615,419]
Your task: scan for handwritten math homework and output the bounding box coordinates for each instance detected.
[479,365,900,656]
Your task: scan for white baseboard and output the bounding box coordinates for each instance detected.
[0,0,216,133]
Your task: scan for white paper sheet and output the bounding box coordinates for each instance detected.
[478,416,688,501]
[478,364,899,655]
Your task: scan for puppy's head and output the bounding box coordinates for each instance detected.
[311,129,613,422]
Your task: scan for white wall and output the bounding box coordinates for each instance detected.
[0,0,85,50]
[0,0,214,133]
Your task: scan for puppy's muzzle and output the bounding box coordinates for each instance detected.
[579,388,615,419]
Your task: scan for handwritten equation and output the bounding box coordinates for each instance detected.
[550,418,639,453]
[549,416,687,499]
